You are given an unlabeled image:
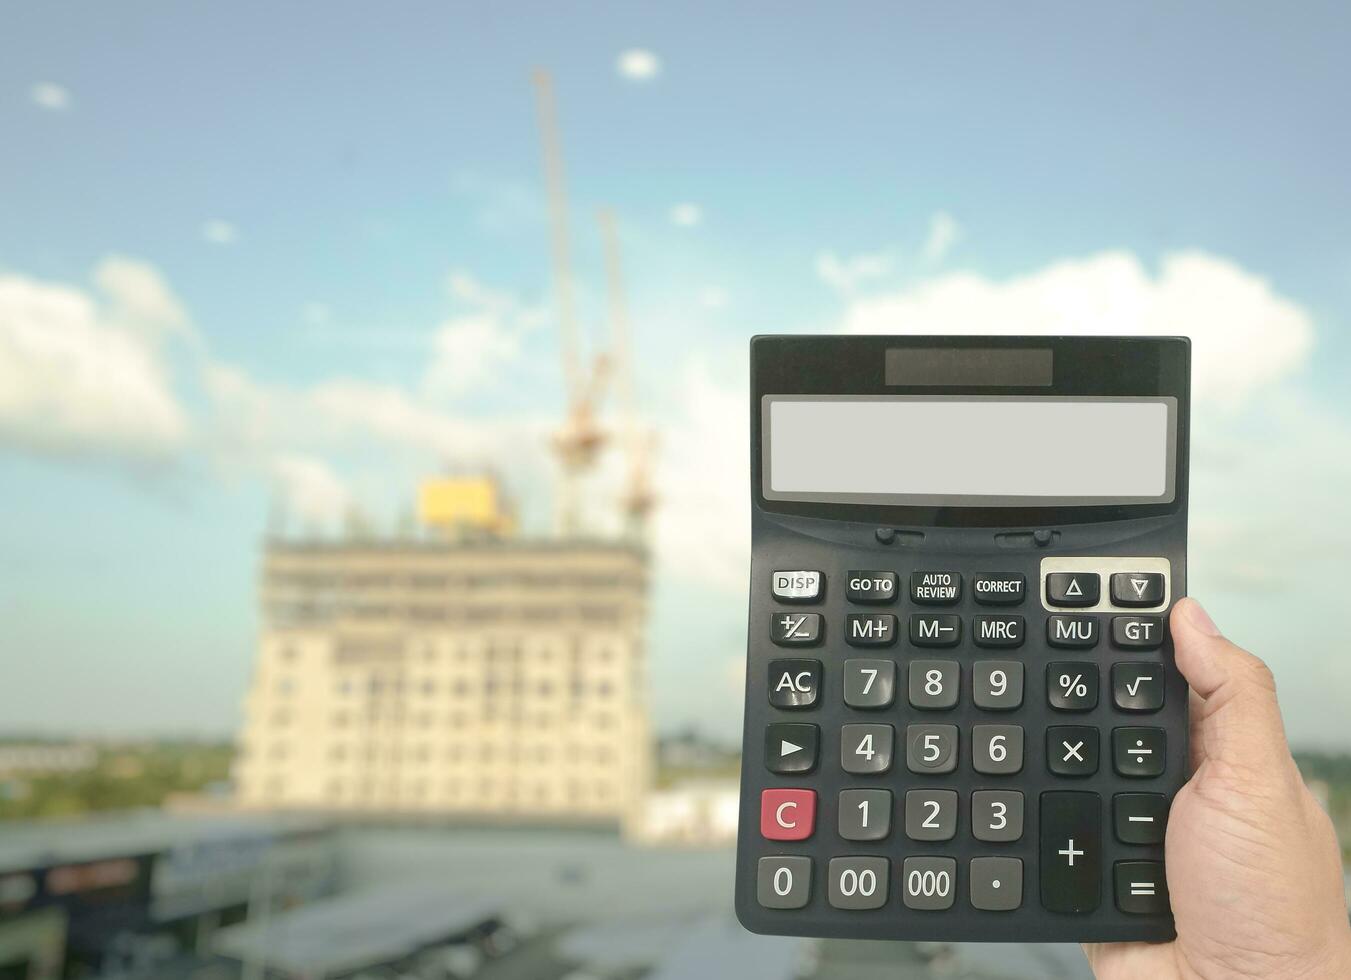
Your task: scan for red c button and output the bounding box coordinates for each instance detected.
[760,788,816,841]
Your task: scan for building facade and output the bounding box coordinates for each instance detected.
[233,538,651,825]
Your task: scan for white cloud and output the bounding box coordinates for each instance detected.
[423,315,521,398]
[839,250,1313,411]
[30,82,70,111]
[616,49,662,82]
[201,220,239,246]
[271,454,351,525]
[920,211,961,264]
[669,203,703,228]
[815,249,898,293]
[0,266,189,458]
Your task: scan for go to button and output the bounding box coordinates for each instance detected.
[760,788,816,841]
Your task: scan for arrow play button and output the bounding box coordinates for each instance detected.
[765,723,819,774]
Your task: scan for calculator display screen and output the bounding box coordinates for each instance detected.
[763,396,1176,507]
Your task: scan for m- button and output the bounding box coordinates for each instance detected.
[1047,573,1100,607]
[760,788,816,841]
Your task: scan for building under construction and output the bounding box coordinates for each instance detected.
[234,74,655,829]
[233,477,651,826]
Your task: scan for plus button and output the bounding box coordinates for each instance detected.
[1058,838,1084,867]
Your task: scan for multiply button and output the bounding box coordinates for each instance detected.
[1040,791,1102,913]
[846,570,897,604]
[974,572,1025,605]
[1047,572,1100,607]
[760,788,816,841]
[910,614,961,647]
[1112,616,1163,649]
[771,612,821,646]
[768,659,820,709]
[846,613,897,647]
[771,570,822,603]
[1048,726,1099,776]
[764,723,818,775]
[1110,572,1165,608]
[911,571,961,605]
[1113,728,1165,777]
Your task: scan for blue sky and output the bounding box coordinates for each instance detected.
[3,2,1351,745]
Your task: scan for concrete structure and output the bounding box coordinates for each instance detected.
[233,535,651,826]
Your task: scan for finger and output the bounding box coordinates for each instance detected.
[1171,597,1292,772]
[1187,688,1207,773]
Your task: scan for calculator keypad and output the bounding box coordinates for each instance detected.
[748,556,1178,934]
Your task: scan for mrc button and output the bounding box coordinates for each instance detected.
[973,615,1025,648]
[911,571,961,604]
[1046,572,1100,607]
[974,573,1026,605]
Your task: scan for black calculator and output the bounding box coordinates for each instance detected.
[734,335,1189,943]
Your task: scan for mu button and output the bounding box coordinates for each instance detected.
[760,788,816,841]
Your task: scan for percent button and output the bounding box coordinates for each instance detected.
[1047,662,1099,712]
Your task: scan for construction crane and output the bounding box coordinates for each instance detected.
[531,69,610,536]
[597,208,656,539]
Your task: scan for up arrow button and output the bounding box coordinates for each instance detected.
[1110,572,1166,608]
[1047,573,1100,608]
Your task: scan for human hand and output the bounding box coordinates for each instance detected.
[1084,598,1351,979]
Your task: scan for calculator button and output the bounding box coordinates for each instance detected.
[904,789,958,841]
[1112,663,1165,712]
[910,571,962,605]
[757,856,812,909]
[901,856,957,910]
[1047,726,1100,776]
[1111,616,1164,649]
[764,723,818,775]
[828,856,890,910]
[1040,791,1102,913]
[838,789,893,841]
[771,612,822,646]
[845,570,897,604]
[972,615,1025,648]
[1114,793,1169,844]
[768,660,820,709]
[909,614,961,647]
[1046,572,1100,607]
[972,790,1024,842]
[1113,727,1166,777]
[973,725,1024,775]
[841,723,894,775]
[771,570,822,603]
[843,659,896,709]
[908,660,959,710]
[970,857,1023,911]
[846,613,898,647]
[973,572,1026,605]
[1047,662,1099,712]
[972,661,1024,710]
[905,724,958,774]
[760,788,816,840]
[1110,572,1166,608]
[1114,861,1170,915]
[1047,615,1099,648]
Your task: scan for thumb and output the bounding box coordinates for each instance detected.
[1171,597,1293,773]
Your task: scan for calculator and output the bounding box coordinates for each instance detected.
[734,335,1189,943]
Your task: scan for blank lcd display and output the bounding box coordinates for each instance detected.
[764,396,1175,506]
